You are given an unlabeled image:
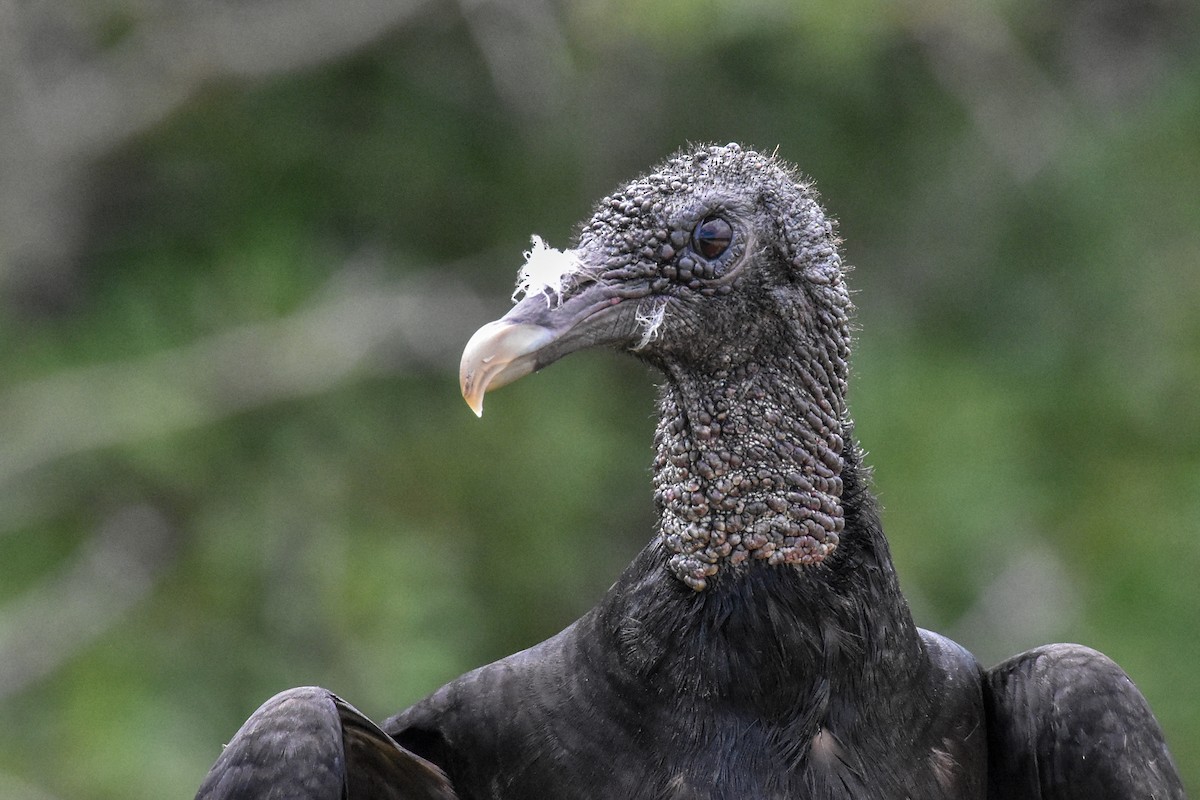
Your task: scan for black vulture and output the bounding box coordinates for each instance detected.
[196,144,1185,799]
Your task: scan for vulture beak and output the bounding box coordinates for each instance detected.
[459,320,555,417]
[459,275,647,416]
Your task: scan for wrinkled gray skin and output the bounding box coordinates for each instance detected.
[196,144,1186,800]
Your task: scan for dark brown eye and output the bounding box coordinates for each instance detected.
[692,216,733,260]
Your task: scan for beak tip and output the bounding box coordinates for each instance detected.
[460,373,485,417]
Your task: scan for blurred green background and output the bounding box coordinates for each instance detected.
[0,1,1197,797]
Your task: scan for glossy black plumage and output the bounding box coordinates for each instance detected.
[195,687,455,800]
[985,645,1183,798]
[195,144,1186,800]
[385,452,990,799]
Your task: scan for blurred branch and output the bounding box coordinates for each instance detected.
[0,267,494,492]
[946,541,1081,666]
[0,0,434,291]
[455,0,573,118]
[4,0,435,161]
[905,4,1072,182]
[0,771,64,800]
[0,263,497,699]
[0,504,176,701]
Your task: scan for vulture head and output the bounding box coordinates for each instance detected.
[461,143,854,590]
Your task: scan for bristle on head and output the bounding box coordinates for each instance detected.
[632,299,667,351]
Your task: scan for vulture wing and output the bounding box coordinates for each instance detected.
[985,644,1184,799]
[195,687,457,800]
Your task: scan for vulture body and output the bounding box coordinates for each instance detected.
[196,144,1185,800]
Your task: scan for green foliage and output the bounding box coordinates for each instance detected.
[1,1,1198,797]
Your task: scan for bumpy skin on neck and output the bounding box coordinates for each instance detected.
[654,349,849,590]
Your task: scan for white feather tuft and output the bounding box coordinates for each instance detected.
[632,299,667,351]
[512,235,583,306]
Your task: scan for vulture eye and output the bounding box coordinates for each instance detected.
[691,216,733,260]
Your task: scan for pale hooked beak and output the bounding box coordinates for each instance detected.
[458,280,651,416]
[459,321,555,417]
